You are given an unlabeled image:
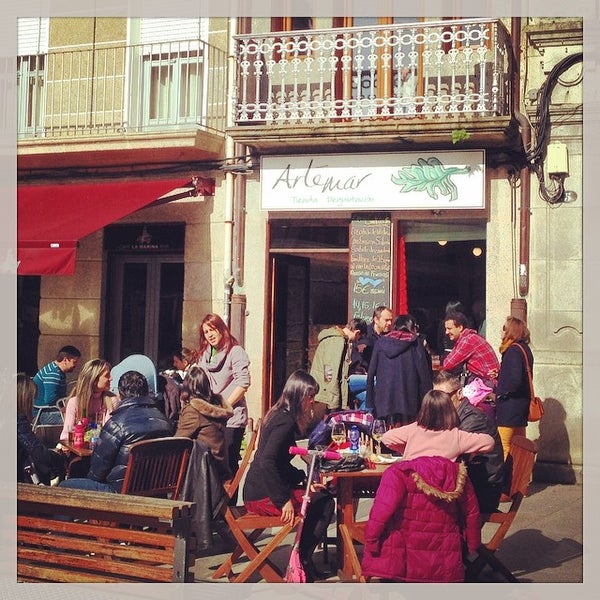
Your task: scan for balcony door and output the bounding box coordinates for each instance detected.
[105,254,184,372]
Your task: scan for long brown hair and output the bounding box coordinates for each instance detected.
[70,358,114,419]
[180,365,223,407]
[264,369,319,428]
[198,313,238,355]
[416,389,460,431]
[17,373,37,422]
[499,316,531,354]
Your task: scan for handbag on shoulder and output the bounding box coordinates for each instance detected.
[514,344,544,422]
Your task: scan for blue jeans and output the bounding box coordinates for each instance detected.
[59,478,117,493]
[348,374,368,410]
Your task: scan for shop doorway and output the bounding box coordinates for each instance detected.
[104,254,184,371]
[267,219,486,406]
[103,223,185,371]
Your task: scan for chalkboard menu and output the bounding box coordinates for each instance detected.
[349,217,392,322]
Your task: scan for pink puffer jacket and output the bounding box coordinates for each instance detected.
[361,455,481,583]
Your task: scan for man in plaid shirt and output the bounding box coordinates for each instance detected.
[443,311,500,388]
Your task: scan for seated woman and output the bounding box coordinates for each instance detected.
[380,389,495,460]
[242,369,334,582]
[361,389,492,583]
[175,365,233,481]
[59,358,118,443]
[17,373,67,485]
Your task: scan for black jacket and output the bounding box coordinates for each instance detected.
[17,413,67,484]
[242,409,305,508]
[495,340,533,427]
[87,395,174,492]
[366,330,432,420]
[456,399,505,511]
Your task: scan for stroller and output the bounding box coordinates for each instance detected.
[285,446,341,583]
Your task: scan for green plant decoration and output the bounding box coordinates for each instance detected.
[390,157,471,201]
[452,129,470,144]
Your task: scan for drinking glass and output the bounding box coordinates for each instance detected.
[371,418,387,455]
[330,422,346,447]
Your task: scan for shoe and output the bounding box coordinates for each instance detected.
[301,558,330,582]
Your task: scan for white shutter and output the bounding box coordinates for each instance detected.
[140,18,207,45]
[17,18,49,55]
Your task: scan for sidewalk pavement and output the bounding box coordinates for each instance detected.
[191,479,583,584]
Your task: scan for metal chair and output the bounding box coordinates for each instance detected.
[120,437,193,499]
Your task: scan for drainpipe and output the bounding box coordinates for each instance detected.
[511,17,531,318]
[223,17,238,325]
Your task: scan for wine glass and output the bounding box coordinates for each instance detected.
[371,418,387,455]
[330,422,346,447]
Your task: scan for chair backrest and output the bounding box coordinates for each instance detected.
[121,437,193,498]
[223,418,261,501]
[110,354,159,396]
[505,435,538,499]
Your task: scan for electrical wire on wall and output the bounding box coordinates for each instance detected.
[526,52,583,204]
[508,169,520,299]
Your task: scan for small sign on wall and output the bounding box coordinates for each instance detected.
[261,150,485,211]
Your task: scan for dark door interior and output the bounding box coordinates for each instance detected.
[269,254,310,405]
[105,254,184,371]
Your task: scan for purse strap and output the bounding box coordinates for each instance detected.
[514,343,534,398]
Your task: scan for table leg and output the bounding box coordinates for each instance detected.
[336,478,357,581]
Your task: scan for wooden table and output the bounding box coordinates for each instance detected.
[59,439,93,478]
[322,462,391,581]
[60,439,93,457]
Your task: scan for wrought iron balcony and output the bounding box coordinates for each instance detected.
[17,38,228,139]
[233,19,514,125]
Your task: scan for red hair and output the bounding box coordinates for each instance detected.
[198,313,238,354]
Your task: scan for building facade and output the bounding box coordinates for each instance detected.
[17,16,583,482]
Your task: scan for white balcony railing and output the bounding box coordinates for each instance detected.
[233,18,513,124]
[17,38,228,139]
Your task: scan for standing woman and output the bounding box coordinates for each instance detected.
[59,358,118,443]
[197,313,251,492]
[366,314,432,427]
[243,370,334,582]
[495,316,533,459]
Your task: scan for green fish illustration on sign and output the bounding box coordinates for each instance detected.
[391,157,471,201]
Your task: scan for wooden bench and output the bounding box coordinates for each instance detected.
[17,482,197,583]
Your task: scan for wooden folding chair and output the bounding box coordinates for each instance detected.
[223,418,261,500]
[212,418,300,583]
[120,437,193,499]
[466,435,538,582]
[338,521,368,582]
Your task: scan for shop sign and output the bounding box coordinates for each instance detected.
[261,151,485,211]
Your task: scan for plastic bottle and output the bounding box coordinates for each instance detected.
[73,420,85,448]
[349,425,360,453]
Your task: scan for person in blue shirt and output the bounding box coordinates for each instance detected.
[33,345,81,424]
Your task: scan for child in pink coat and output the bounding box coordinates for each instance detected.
[362,390,490,582]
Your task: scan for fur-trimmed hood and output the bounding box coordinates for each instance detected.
[397,455,468,502]
[188,397,233,421]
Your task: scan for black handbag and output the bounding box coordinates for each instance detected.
[319,454,365,473]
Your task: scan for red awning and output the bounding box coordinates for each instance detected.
[17,178,199,276]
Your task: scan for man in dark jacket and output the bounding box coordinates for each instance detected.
[433,370,505,513]
[59,370,173,493]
